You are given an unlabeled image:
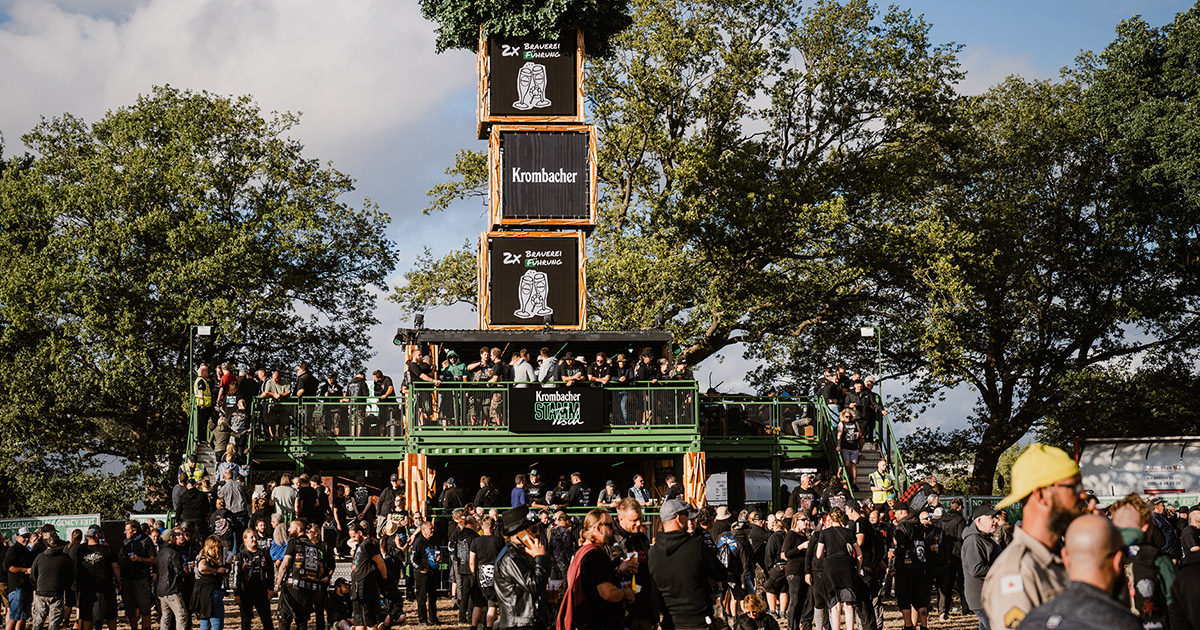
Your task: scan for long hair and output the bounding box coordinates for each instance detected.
[200,535,223,566]
[579,508,610,545]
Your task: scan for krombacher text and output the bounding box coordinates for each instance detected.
[510,167,580,184]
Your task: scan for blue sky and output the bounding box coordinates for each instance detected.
[0,0,1191,436]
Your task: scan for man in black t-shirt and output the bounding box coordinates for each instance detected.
[371,370,395,433]
[585,352,612,387]
[347,522,385,630]
[663,475,684,502]
[294,362,320,433]
[5,527,35,627]
[525,470,548,509]
[565,473,592,508]
[77,526,120,630]
[120,521,156,630]
[558,352,586,386]
[789,474,819,518]
[469,517,505,629]
[296,476,320,526]
[822,477,851,513]
[274,520,327,630]
[409,522,440,625]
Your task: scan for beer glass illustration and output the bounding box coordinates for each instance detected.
[514,269,554,318]
[513,62,552,110]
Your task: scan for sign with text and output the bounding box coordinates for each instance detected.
[488,32,580,118]
[500,130,590,220]
[509,386,606,433]
[0,513,100,538]
[488,235,581,326]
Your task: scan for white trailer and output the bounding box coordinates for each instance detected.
[1079,436,1200,497]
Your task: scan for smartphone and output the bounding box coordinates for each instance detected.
[514,530,536,549]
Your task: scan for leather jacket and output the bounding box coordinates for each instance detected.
[494,541,552,629]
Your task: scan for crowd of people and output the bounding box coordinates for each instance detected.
[4,445,1200,630]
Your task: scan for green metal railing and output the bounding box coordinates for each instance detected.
[697,395,828,440]
[881,408,910,493]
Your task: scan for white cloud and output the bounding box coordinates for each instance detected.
[0,0,475,164]
[955,45,1045,95]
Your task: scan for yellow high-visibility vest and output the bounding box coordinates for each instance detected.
[194,377,213,408]
[870,471,895,503]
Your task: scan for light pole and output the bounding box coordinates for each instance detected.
[188,324,212,418]
[859,326,882,398]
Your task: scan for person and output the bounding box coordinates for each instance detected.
[154,529,188,630]
[815,510,861,630]
[628,475,652,507]
[836,409,864,489]
[450,514,479,624]
[649,498,727,630]
[546,513,576,582]
[612,498,654,630]
[1108,494,1174,629]
[663,475,684,502]
[119,521,155,630]
[274,520,327,630]
[470,516,505,630]
[511,474,530,508]
[6,527,35,630]
[1170,525,1200,630]
[195,364,215,436]
[410,520,441,625]
[612,354,635,424]
[558,509,633,630]
[596,481,621,508]
[346,522,385,630]
[821,476,851,513]
[982,444,1086,630]
[536,347,559,387]
[325,579,353,630]
[342,371,370,436]
[566,473,592,508]
[511,349,536,388]
[494,506,552,630]
[890,505,932,630]
[732,593,780,630]
[788,475,819,518]
[868,461,895,513]
[586,352,612,387]
[272,474,300,523]
[962,505,1002,630]
[29,533,72,630]
[259,370,292,437]
[371,370,396,434]
[934,497,967,620]
[76,525,119,630]
[1015,515,1142,630]
[191,536,227,630]
[232,529,273,630]
[1181,508,1200,561]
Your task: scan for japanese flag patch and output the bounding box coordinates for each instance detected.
[999,574,1024,594]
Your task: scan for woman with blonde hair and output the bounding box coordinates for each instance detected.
[558,509,631,630]
[192,535,229,630]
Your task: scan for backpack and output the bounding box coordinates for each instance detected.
[717,533,741,572]
[1152,513,1181,560]
[1118,543,1168,628]
[289,538,324,581]
[899,482,930,512]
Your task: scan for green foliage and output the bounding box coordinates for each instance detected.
[424,149,488,215]
[391,241,480,312]
[1037,356,1200,449]
[418,0,633,57]
[0,86,398,517]
[897,427,977,495]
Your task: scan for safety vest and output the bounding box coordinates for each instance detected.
[869,471,895,504]
[194,377,213,408]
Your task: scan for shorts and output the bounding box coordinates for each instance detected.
[77,589,119,621]
[724,581,746,600]
[894,569,931,610]
[352,594,382,627]
[766,567,788,595]
[841,448,860,463]
[8,587,32,621]
[122,578,153,615]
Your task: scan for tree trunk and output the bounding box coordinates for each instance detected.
[970,421,1018,495]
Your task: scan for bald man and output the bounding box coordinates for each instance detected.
[1015,515,1141,630]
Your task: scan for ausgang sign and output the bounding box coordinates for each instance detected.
[509,386,606,433]
[498,128,592,222]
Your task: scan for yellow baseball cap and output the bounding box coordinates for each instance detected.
[995,443,1080,509]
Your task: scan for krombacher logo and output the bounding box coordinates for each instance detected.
[511,167,579,184]
[533,389,584,426]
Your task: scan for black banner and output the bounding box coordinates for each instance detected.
[488,33,579,118]
[509,386,606,433]
[501,130,589,220]
[489,236,580,326]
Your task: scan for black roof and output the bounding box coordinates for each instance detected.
[412,329,672,346]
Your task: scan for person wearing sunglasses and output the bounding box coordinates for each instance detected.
[981,444,1087,630]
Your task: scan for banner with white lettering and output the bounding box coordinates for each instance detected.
[489,235,581,326]
[509,386,606,433]
[501,130,590,220]
[488,33,579,118]
[0,513,100,538]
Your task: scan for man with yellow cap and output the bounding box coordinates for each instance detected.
[981,443,1087,630]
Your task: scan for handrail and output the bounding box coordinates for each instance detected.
[815,399,856,497]
[882,409,910,492]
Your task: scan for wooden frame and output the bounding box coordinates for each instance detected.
[488,124,598,229]
[478,230,587,331]
[476,29,585,139]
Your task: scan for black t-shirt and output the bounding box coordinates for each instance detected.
[234,547,273,592]
[838,419,861,449]
[295,372,319,401]
[120,535,153,580]
[470,534,504,587]
[297,486,319,522]
[352,484,373,517]
[351,540,381,585]
[210,508,236,544]
[77,543,117,592]
[4,543,33,590]
[782,531,807,576]
[406,361,425,388]
[664,484,684,502]
[821,526,855,561]
[1182,525,1199,561]
[525,482,547,506]
[374,376,394,400]
[576,546,622,630]
[237,376,257,408]
[566,482,592,507]
[586,363,612,383]
[822,487,850,512]
[789,487,819,515]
